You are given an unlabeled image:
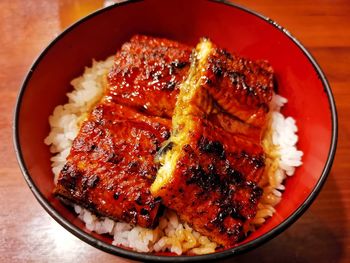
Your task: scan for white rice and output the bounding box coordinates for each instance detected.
[44,56,115,183]
[45,57,303,255]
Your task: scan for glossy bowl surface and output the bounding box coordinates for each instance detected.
[14,0,337,261]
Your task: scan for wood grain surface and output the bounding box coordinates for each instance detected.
[0,1,349,262]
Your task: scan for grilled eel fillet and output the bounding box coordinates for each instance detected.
[107,35,192,118]
[54,35,191,228]
[150,39,274,247]
[54,103,171,228]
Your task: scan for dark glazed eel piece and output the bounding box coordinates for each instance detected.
[54,35,192,228]
[54,103,171,228]
[107,35,192,119]
[151,38,273,247]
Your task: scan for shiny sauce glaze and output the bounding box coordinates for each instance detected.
[154,117,265,246]
[150,39,273,248]
[107,35,192,118]
[54,36,192,228]
[54,103,171,227]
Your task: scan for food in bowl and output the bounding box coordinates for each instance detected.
[44,35,302,255]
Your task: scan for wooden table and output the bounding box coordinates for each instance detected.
[1,1,349,262]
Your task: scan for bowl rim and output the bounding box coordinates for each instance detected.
[13,0,338,261]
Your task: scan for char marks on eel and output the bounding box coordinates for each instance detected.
[53,35,191,228]
[150,39,274,247]
[107,35,192,118]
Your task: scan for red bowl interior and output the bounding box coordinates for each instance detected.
[15,0,336,261]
